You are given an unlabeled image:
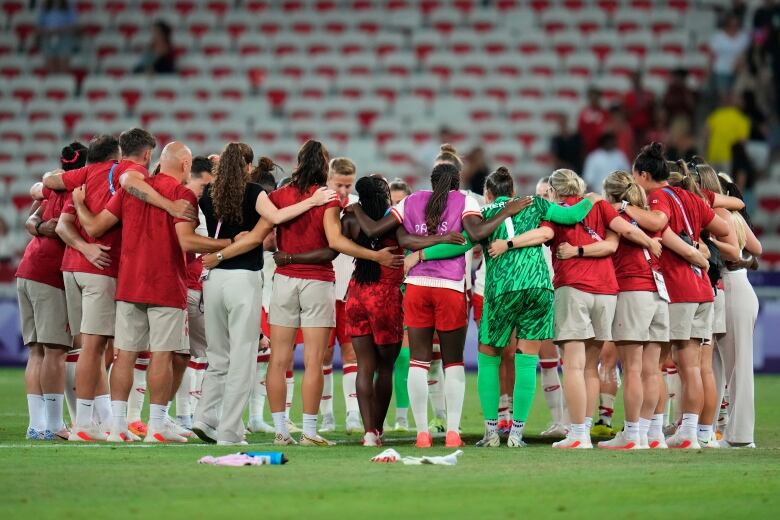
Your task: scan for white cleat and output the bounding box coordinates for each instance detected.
[393,418,409,432]
[273,433,298,446]
[144,424,188,443]
[300,433,336,446]
[475,432,501,448]
[68,425,108,442]
[598,431,640,450]
[345,411,362,435]
[666,429,700,449]
[646,434,668,449]
[718,440,756,449]
[247,417,275,434]
[107,429,136,442]
[700,438,722,448]
[506,432,527,448]
[540,423,568,438]
[552,433,592,449]
[362,431,382,447]
[217,440,249,446]
[167,416,194,438]
[26,427,44,440]
[285,419,302,434]
[319,413,335,433]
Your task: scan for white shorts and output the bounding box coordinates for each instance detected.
[553,286,616,342]
[269,273,336,328]
[669,301,714,342]
[16,278,72,348]
[115,301,189,353]
[63,271,116,337]
[612,291,669,344]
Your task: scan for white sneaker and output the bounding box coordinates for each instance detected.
[637,432,650,449]
[540,423,568,438]
[176,414,193,430]
[144,423,188,443]
[345,411,362,434]
[247,417,275,433]
[598,431,640,450]
[167,416,194,438]
[507,431,527,448]
[286,418,302,433]
[475,431,501,448]
[718,439,756,449]
[300,433,336,446]
[26,427,44,440]
[363,431,381,447]
[552,433,592,449]
[191,421,218,444]
[217,440,248,446]
[107,428,136,442]
[393,418,409,432]
[319,413,335,433]
[699,437,721,448]
[647,433,668,449]
[666,429,701,449]
[69,424,108,442]
[273,432,298,446]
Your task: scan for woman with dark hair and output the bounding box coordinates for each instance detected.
[17,141,87,440]
[134,20,176,74]
[203,140,403,447]
[192,142,335,446]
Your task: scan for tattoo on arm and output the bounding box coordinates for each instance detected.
[128,187,148,203]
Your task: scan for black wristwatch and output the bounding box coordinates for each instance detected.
[507,240,514,249]
[34,220,43,235]
[578,246,584,257]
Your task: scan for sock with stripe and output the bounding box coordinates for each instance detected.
[624,420,640,439]
[27,394,45,432]
[477,352,500,421]
[585,416,593,430]
[598,392,615,427]
[540,357,565,424]
[319,364,334,417]
[249,351,270,421]
[342,363,359,415]
[393,347,410,422]
[428,350,446,420]
[94,394,112,426]
[127,352,149,423]
[285,370,295,421]
[407,360,430,434]
[697,423,713,443]
[513,353,539,423]
[191,357,207,403]
[43,393,64,432]
[75,399,94,429]
[444,362,466,432]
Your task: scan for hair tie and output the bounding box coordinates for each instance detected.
[61,150,80,164]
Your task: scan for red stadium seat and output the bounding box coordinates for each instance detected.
[0,56,26,80]
[10,77,41,105]
[237,33,266,56]
[42,75,76,102]
[205,0,230,17]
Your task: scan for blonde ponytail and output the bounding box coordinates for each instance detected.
[549,168,585,198]
[603,170,647,209]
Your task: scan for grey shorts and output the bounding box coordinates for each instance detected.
[62,271,116,337]
[187,289,207,358]
[553,286,616,343]
[612,291,670,344]
[16,278,72,348]
[114,301,189,353]
[669,301,714,342]
[269,273,336,328]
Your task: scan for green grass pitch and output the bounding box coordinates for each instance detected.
[1,368,780,519]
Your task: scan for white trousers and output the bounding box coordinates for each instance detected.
[195,269,262,443]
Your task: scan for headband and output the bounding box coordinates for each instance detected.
[61,150,80,164]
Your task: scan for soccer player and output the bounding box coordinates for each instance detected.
[19,142,85,439]
[72,141,229,442]
[626,143,730,448]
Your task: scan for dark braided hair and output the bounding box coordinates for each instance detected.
[353,176,391,284]
[291,139,329,194]
[424,162,460,235]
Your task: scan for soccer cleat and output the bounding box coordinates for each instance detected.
[363,431,382,447]
[319,413,335,433]
[144,424,188,443]
[429,416,446,433]
[300,433,335,446]
[700,438,721,449]
[415,431,433,448]
[590,420,615,437]
[598,431,639,450]
[663,423,677,437]
[475,432,501,448]
[286,419,302,433]
[26,427,44,440]
[345,411,362,434]
[552,433,592,449]
[247,417,275,434]
[666,429,701,449]
[718,440,755,449]
[393,419,409,432]
[176,414,193,430]
[54,427,71,440]
[496,419,512,435]
[445,430,464,448]
[191,421,218,444]
[507,432,527,448]
[647,434,668,449]
[128,420,148,437]
[167,416,194,438]
[107,430,136,442]
[217,440,249,446]
[540,423,568,438]
[273,433,298,446]
[68,425,108,442]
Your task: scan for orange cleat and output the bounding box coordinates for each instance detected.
[445,430,464,448]
[415,431,433,448]
[128,420,147,437]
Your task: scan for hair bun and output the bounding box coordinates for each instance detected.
[440,143,457,154]
[257,156,275,174]
[495,166,511,177]
[648,142,664,158]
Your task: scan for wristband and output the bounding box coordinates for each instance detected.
[34,220,43,234]
[507,240,514,249]
[578,246,584,257]
[619,200,629,214]
[216,252,224,263]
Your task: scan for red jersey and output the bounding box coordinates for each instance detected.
[15,188,68,289]
[268,184,341,282]
[648,185,716,303]
[186,252,203,292]
[542,197,620,295]
[105,173,196,309]
[613,213,658,293]
[577,106,609,153]
[60,159,149,278]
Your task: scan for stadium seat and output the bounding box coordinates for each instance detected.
[10,77,41,105]
[525,52,560,77]
[374,32,405,58]
[574,10,607,35]
[383,53,416,77]
[659,32,689,56]
[552,75,587,100]
[491,54,525,78]
[372,117,404,146]
[0,34,16,57]
[409,75,444,103]
[481,76,513,103]
[321,98,353,120]
[42,75,76,102]
[563,52,599,77]
[200,33,231,57]
[552,31,582,58]
[514,76,547,98]
[588,31,620,62]
[412,30,443,61]
[621,30,656,58]
[541,8,574,34]
[645,52,681,79]
[427,52,460,81]
[371,75,406,104]
[605,53,641,77]
[650,11,679,34]
[0,55,28,80]
[252,118,288,144]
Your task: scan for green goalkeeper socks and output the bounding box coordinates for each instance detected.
[393,347,410,409]
[477,352,501,421]
[513,353,539,423]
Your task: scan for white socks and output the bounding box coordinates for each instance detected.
[272,411,288,436]
[320,364,334,417]
[302,413,318,437]
[428,354,446,419]
[395,407,408,422]
[444,363,465,432]
[343,363,359,415]
[249,352,270,420]
[43,393,64,432]
[624,420,639,439]
[175,365,194,418]
[540,358,566,424]
[649,413,664,438]
[681,413,698,436]
[584,416,593,430]
[127,356,148,423]
[75,399,94,428]
[408,360,430,434]
[698,423,713,442]
[64,351,79,425]
[285,370,295,421]
[485,419,498,436]
[148,404,167,430]
[570,423,588,437]
[94,394,112,426]
[27,394,45,431]
[638,417,652,438]
[510,420,525,438]
[111,400,128,432]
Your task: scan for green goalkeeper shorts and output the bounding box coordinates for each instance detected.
[478,288,554,347]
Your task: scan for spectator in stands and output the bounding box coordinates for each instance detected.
[134,20,176,75]
[709,12,750,97]
[36,0,78,73]
[705,93,751,169]
[607,104,635,162]
[416,126,456,171]
[463,147,490,196]
[577,87,609,154]
[622,72,655,144]
[550,114,583,173]
[762,27,780,118]
[581,132,629,192]
[663,68,697,125]
[665,116,698,163]
[752,0,780,37]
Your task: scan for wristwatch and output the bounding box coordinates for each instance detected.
[507,240,514,249]
[619,200,629,214]
[216,252,224,263]
[34,220,43,235]
[577,246,584,257]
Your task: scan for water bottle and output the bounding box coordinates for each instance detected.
[243,451,288,465]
